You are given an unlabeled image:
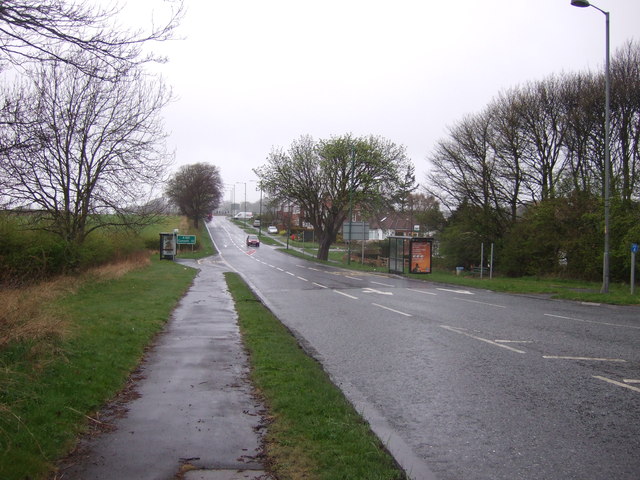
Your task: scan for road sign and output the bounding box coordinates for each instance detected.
[632,243,638,253]
[176,235,196,245]
[342,221,369,241]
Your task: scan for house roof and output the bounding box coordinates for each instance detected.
[369,212,413,231]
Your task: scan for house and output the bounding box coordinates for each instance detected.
[367,212,415,240]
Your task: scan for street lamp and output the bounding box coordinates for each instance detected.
[256,182,263,237]
[571,0,611,293]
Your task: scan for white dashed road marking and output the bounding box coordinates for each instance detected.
[594,376,640,393]
[440,325,527,354]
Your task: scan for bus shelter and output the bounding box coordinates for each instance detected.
[388,236,433,275]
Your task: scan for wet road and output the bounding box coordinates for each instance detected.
[209,216,640,480]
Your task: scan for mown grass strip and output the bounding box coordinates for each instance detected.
[224,272,406,480]
[0,257,197,480]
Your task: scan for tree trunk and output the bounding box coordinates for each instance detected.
[317,233,332,261]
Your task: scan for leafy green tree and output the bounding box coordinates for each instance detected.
[438,201,499,270]
[255,134,413,260]
[166,163,223,228]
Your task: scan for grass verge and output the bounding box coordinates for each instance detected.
[0,256,197,480]
[224,272,406,480]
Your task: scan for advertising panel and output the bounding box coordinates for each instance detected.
[410,238,432,274]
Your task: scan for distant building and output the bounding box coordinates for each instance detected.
[367,212,414,239]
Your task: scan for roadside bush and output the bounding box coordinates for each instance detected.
[0,217,69,285]
[499,193,602,280]
[0,214,151,286]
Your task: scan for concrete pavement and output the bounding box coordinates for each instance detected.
[59,257,271,480]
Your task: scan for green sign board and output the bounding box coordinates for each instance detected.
[176,235,196,245]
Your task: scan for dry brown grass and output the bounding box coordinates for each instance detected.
[0,251,151,348]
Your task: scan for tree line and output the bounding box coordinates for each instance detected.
[427,41,640,281]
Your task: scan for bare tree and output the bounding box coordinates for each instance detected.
[428,112,503,209]
[487,90,531,221]
[562,71,603,195]
[517,77,569,201]
[166,163,223,228]
[0,57,172,258]
[0,0,183,77]
[611,40,640,202]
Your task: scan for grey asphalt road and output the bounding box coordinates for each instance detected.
[210,216,640,480]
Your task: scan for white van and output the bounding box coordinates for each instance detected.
[233,212,254,219]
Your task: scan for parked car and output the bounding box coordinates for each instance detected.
[253,219,261,227]
[267,225,278,234]
[246,234,260,247]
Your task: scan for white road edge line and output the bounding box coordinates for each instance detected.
[333,290,358,299]
[408,288,437,296]
[594,375,640,393]
[372,303,412,317]
[371,281,394,287]
[440,325,526,354]
[544,313,640,330]
[543,356,626,362]
[437,288,473,295]
[494,340,533,344]
[454,298,506,308]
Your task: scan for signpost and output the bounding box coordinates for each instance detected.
[631,243,638,295]
[343,222,369,265]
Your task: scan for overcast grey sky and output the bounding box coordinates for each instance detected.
[133,0,639,203]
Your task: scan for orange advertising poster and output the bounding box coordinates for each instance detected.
[410,240,431,273]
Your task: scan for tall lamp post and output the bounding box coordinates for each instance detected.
[256,182,263,237]
[571,0,611,293]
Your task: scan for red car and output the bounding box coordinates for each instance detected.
[246,235,260,247]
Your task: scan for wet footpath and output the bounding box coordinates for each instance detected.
[59,258,271,480]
